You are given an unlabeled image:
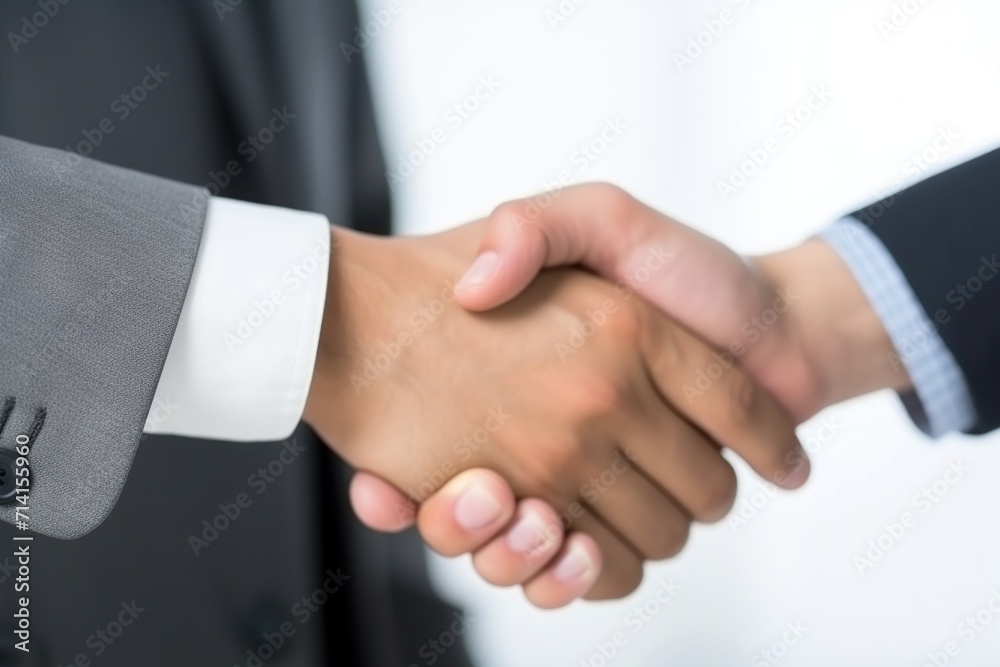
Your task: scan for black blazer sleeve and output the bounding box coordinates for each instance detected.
[852,146,1000,434]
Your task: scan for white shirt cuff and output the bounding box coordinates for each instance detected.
[145,197,330,441]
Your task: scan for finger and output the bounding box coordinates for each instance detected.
[522,532,603,609]
[349,471,417,533]
[472,498,565,587]
[526,507,642,605]
[629,389,739,523]
[416,469,517,557]
[639,313,809,490]
[581,448,691,560]
[455,183,644,311]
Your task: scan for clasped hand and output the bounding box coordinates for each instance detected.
[303,185,819,608]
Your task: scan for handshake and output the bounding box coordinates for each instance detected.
[302,183,902,608]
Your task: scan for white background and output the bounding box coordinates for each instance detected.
[361,1,1000,665]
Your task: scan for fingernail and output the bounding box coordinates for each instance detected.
[553,542,595,582]
[782,449,811,489]
[454,485,503,531]
[507,513,553,558]
[456,251,499,292]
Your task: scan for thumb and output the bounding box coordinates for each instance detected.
[453,205,551,311]
[349,471,417,533]
[454,184,636,310]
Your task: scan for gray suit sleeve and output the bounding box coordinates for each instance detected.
[0,135,208,538]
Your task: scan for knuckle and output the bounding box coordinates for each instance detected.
[692,462,738,523]
[592,182,636,220]
[519,438,589,505]
[490,200,537,237]
[644,517,691,560]
[541,436,583,471]
[602,304,642,345]
[573,375,633,422]
[592,560,645,600]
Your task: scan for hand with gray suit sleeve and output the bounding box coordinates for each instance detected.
[0,135,807,611]
[0,135,332,538]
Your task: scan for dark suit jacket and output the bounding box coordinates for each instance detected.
[853,146,1000,434]
[0,1,471,665]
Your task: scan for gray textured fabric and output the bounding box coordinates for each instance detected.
[0,2,473,665]
[0,135,206,538]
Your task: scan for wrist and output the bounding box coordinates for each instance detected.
[303,227,390,445]
[753,238,912,410]
[302,224,482,449]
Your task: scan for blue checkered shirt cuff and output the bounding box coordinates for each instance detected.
[818,217,976,437]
